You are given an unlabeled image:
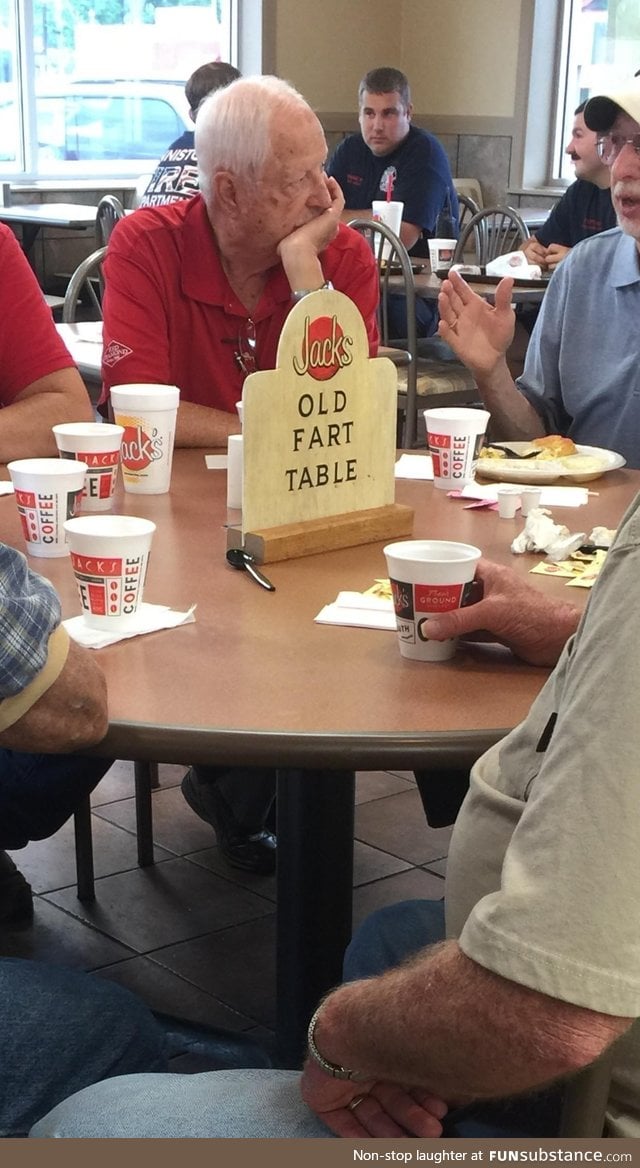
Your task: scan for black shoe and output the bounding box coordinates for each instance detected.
[181,771,277,875]
[0,850,34,928]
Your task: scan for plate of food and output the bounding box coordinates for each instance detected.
[475,436,626,484]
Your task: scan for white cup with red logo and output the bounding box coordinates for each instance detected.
[63,515,156,630]
[384,539,481,661]
[423,406,490,490]
[7,458,88,558]
[110,384,179,494]
[52,422,124,512]
[371,200,404,261]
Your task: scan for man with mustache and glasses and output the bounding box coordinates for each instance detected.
[437,77,640,468]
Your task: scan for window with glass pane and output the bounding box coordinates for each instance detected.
[0,0,20,168]
[555,0,640,180]
[1,0,233,179]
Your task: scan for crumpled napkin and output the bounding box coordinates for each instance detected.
[315,591,396,631]
[485,251,542,280]
[510,508,585,559]
[63,602,196,649]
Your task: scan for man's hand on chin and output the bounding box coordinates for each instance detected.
[278,176,345,286]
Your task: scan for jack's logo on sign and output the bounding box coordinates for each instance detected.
[292,314,353,381]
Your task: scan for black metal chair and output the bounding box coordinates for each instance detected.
[95,194,125,248]
[453,205,530,267]
[347,217,418,447]
[62,246,107,323]
[73,761,157,902]
[457,192,481,236]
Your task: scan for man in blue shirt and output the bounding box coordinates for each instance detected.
[522,100,615,272]
[327,67,458,336]
[139,61,240,208]
[436,76,640,467]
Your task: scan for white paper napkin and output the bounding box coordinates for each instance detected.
[485,252,542,280]
[459,482,589,507]
[63,602,196,649]
[395,454,434,480]
[205,454,228,469]
[0,482,14,496]
[315,591,396,631]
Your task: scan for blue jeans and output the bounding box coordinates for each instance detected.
[0,748,112,849]
[1,959,167,1136]
[29,900,562,1138]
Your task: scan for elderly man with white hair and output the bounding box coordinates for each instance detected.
[99,75,380,877]
[100,74,379,448]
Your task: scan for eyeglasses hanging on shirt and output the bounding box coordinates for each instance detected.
[223,318,258,381]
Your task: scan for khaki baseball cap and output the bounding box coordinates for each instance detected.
[584,77,640,132]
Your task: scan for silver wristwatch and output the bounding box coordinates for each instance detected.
[306,1005,366,1081]
[291,280,333,302]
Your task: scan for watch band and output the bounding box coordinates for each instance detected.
[291,280,333,302]
[307,1005,365,1081]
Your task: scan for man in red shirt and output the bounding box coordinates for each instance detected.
[0,225,94,460]
[101,75,380,873]
[101,75,379,447]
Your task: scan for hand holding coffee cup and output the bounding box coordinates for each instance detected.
[384,539,481,662]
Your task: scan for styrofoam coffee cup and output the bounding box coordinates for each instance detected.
[64,514,156,630]
[53,422,124,512]
[110,384,179,495]
[423,407,491,490]
[428,238,457,273]
[8,457,87,558]
[384,539,481,661]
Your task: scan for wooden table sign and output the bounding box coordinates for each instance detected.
[227,289,413,563]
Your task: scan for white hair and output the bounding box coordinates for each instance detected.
[196,75,315,200]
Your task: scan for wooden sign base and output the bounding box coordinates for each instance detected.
[227,503,414,564]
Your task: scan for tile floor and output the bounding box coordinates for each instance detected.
[1,763,451,1062]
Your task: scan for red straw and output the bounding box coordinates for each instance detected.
[386,172,394,201]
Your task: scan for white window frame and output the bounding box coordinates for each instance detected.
[518,0,640,194]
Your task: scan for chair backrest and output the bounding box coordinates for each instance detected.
[457,193,481,235]
[347,217,418,447]
[453,177,484,209]
[453,205,530,267]
[95,194,125,248]
[62,246,107,323]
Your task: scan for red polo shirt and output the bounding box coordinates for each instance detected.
[101,196,379,414]
[0,225,74,406]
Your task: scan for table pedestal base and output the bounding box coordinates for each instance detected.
[275,769,355,1066]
